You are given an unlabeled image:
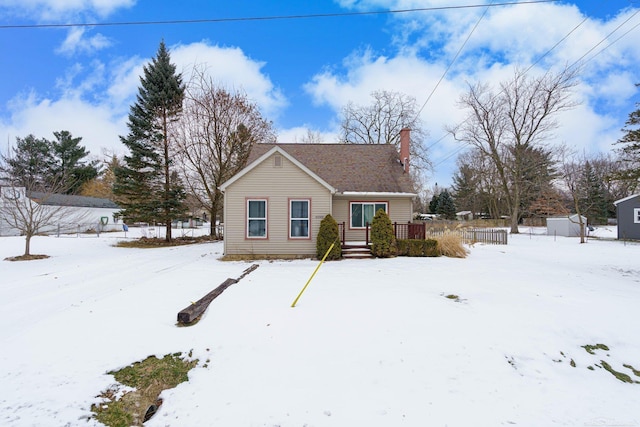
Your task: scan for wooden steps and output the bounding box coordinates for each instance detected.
[342,244,372,259]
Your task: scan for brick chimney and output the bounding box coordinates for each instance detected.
[400,128,410,174]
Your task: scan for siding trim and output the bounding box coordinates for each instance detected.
[220,146,336,194]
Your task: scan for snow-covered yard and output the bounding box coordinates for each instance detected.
[1,227,639,426]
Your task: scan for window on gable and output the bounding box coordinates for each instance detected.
[634,208,640,224]
[247,199,267,238]
[290,199,310,238]
[350,202,388,228]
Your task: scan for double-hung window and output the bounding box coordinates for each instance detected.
[635,208,640,224]
[290,199,310,238]
[247,199,267,238]
[350,202,388,228]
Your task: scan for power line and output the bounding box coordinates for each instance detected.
[567,8,640,71]
[0,1,559,29]
[427,7,640,171]
[416,1,494,119]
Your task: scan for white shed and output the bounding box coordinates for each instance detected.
[546,214,587,237]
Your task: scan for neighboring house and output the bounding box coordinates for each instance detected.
[219,129,416,257]
[614,194,640,240]
[456,211,473,221]
[546,214,587,237]
[0,185,122,236]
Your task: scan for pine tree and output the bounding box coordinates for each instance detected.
[615,84,640,188]
[50,131,100,194]
[436,190,457,220]
[114,40,187,241]
[579,161,608,225]
[1,134,54,191]
[429,193,439,214]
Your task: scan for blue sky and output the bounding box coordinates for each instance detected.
[1,0,638,189]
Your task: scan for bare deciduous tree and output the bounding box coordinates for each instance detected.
[339,90,430,173]
[450,67,578,233]
[174,67,276,236]
[1,154,88,257]
[557,151,590,243]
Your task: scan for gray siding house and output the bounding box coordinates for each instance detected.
[614,194,640,240]
[219,130,416,257]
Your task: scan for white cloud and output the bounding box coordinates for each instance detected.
[1,91,127,158]
[170,42,288,118]
[277,126,339,144]
[305,1,640,186]
[56,27,111,56]
[0,0,136,20]
[0,41,289,159]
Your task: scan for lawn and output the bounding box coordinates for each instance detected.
[0,227,638,426]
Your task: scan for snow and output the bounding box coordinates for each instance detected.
[1,227,639,427]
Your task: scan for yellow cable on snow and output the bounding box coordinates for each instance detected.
[291,242,335,308]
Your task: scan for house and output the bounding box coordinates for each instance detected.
[0,185,122,236]
[456,211,473,221]
[219,129,416,257]
[613,194,640,240]
[546,214,587,237]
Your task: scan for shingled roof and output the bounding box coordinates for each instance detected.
[28,191,120,209]
[244,143,416,194]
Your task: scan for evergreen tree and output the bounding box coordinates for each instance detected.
[370,208,396,258]
[579,161,608,225]
[114,40,187,241]
[316,214,342,260]
[436,190,457,220]
[1,134,54,191]
[615,84,640,189]
[50,131,100,194]
[429,193,440,214]
[451,164,480,214]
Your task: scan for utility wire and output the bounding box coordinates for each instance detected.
[0,0,559,29]
[416,1,494,120]
[567,8,640,71]
[429,7,639,169]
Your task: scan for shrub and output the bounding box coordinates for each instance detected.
[407,239,425,257]
[423,239,439,257]
[435,232,468,258]
[396,239,409,256]
[396,239,442,257]
[316,214,342,260]
[370,208,397,257]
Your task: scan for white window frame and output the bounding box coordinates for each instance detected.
[634,208,640,224]
[289,199,310,239]
[350,202,388,229]
[247,199,267,239]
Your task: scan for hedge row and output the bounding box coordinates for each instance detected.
[396,239,441,257]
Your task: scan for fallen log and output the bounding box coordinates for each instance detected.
[177,264,259,325]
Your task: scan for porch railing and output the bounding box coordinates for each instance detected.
[338,222,508,246]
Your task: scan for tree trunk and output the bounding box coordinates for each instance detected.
[24,234,31,256]
[510,205,520,234]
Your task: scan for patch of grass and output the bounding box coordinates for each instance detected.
[582,343,610,355]
[623,364,640,378]
[600,360,636,384]
[92,353,198,427]
[4,254,50,262]
[570,359,576,367]
[445,294,459,300]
